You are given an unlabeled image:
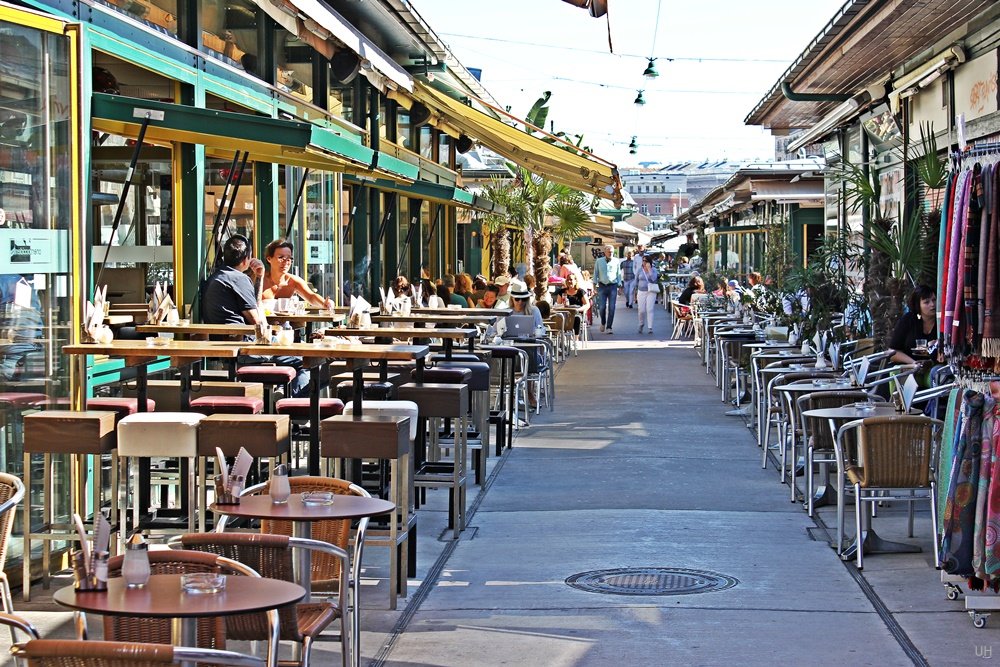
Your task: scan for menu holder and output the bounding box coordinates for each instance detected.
[213,446,253,504]
[900,374,918,413]
[72,513,111,592]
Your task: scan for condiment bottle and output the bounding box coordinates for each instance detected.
[122,533,150,588]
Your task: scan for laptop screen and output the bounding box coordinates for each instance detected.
[502,315,536,338]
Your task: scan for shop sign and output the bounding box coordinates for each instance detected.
[0,228,69,273]
[307,240,332,264]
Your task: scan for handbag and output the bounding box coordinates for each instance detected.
[647,282,661,294]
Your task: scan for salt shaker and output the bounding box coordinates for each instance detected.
[122,533,150,588]
[270,464,290,504]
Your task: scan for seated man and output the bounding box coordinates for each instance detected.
[476,285,500,308]
[202,234,309,397]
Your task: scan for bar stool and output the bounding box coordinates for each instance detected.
[433,361,491,485]
[86,397,156,424]
[0,392,48,471]
[481,345,519,450]
[399,369,469,540]
[335,380,395,403]
[116,412,205,547]
[196,414,291,531]
[22,410,117,601]
[235,365,296,411]
[188,395,264,415]
[275,397,344,470]
[322,408,414,609]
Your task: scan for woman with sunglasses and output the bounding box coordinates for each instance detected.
[261,239,335,310]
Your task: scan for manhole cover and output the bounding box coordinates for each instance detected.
[565,567,738,596]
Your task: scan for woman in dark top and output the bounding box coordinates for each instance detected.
[556,274,590,334]
[678,275,705,306]
[889,284,937,368]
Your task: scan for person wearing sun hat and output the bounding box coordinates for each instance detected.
[493,274,512,308]
[506,287,544,330]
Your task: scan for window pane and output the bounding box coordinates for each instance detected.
[202,0,259,73]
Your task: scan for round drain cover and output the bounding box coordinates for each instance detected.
[565,567,738,596]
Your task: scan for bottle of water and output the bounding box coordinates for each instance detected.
[280,321,294,345]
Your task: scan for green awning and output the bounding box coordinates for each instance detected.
[91,93,395,175]
[344,175,499,212]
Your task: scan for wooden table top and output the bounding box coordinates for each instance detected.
[238,342,429,360]
[266,311,345,324]
[64,340,242,360]
[328,327,476,340]
[53,574,304,618]
[137,324,255,337]
[411,307,512,316]
[370,313,499,325]
[210,493,394,521]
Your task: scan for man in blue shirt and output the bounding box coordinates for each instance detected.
[621,250,636,309]
[593,244,622,334]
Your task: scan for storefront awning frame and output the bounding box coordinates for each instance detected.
[343,174,501,213]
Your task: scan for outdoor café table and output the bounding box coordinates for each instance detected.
[800,404,923,561]
[370,313,500,327]
[714,328,757,396]
[238,343,429,476]
[64,339,243,516]
[266,311,346,338]
[137,323,255,340]
[210,493,394,598]
[755,360,823,446]
[53,574,304,667]
[747,345,810,425]
[327,327,476,359]
[411,307,512,316]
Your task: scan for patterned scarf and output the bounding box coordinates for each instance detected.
[945,171,971,348]
[973,391,996,580]
[983,165,1000,354]
[939,173,956,342]
[939,387,963,536]
[941,390,985,577]
[961,165,984,353]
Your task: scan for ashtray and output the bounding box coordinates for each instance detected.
[181,573,226,594]
[301,491,335,506]
[853,401,877,413]
[779,350,794,356]
[789,364,806,370]
[147,337,171,347]
[812,379,830,386]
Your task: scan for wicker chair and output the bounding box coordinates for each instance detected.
[834,415,943,569]
[175,532,349,667]
[797,390,881,516]
[0,473,24,642]
[218,476,368,667]
[101,549,276,663]
[762,369,837,478]
[10,640,265,666]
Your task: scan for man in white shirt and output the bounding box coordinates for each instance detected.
[592,244,622,334]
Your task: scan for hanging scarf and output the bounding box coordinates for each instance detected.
[939,387,964,536]
[977,165,992,348]
[945,171,971,348]
[983,165,1000,355]
[973,391,997,581]
[942,390,985,577]
[982,392,1000,586]
[960,165,984,353]
[939,172,957,342]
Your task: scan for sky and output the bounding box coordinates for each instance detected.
[411,0,847,168]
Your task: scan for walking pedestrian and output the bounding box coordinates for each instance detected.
[622,250,636,308]
[636,255,659,334]
[593,244,622,334]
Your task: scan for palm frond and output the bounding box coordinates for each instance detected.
[914,121,947,190]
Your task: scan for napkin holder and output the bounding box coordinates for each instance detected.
[213,474,243,505]
[72,549,108,592]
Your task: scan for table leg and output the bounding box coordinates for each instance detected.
[444,338,454,360]
[171,617,197,667]
[137,365,151,524]
[309,362,323,476]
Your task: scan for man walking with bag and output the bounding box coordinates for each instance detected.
[593,244,622,334]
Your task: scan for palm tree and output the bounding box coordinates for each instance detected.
[480,176,528,279]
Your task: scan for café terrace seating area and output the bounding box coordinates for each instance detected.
[0,295,589,667]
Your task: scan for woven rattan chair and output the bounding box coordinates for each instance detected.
[762,369,837,477]
[10,639,265,666]
[797,391,881,516]
[0,473,25,642]
[834,415,943,569]
[100,549,277,665]
[175,532,350,667]
[218,476,368,667]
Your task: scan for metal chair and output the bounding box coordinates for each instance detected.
[0,473,24,640]
[797,390,881,516]
[175,532,351,667]
[834,415,943,569]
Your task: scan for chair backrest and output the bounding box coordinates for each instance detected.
[855,415,940,488]
[671,301,691,320]
[105,550,232,649]
[255,476,365,591]
[799,390,875,450]
[177,533,300,642]
[11,640,265,667]
[0,472,25,569]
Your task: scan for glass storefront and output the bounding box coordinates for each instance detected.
[0,16,77,563]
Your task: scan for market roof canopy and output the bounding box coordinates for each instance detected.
[411,83,623,206]
[343,174,502,213]
[91,93,416,182]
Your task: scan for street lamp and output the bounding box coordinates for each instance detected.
[634,90,646,106]
[643,58,658,79]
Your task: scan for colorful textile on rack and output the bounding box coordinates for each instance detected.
[945,172,971,350]
[983,165,1000,355]
[963,165,985,353]
[955,172,977,352]
[973,390,997,576]
[982,398,1000,583]
[977,165,992,350]
[942,390,985,576]
[940,173,957,344]
[939,387,964,536]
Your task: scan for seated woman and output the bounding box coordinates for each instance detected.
[391,275,411,300]
[261,239,334,310]
[889,285,938,385]
[505,288,544,331]
[420,280,445,308]
[454,273,476,307]
[678,275,705,306]
[556,274,590,335]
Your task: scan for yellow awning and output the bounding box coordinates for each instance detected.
[411,83,622,205]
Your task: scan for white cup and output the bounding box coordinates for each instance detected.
[277,298,291,313]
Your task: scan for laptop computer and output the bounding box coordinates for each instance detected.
[502,315,537,338]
